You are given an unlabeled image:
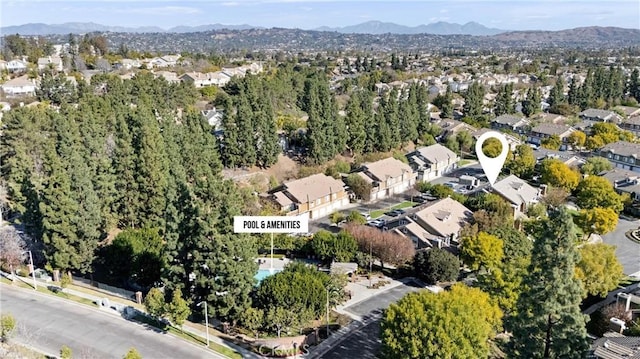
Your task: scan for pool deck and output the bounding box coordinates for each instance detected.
[256,256,290,271]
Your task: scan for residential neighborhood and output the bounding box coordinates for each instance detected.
[2,8,640,359]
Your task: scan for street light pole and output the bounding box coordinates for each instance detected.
[369,241,372,288]
[326,288,330,338]
[197,301,210,347]
[23,250,37,290]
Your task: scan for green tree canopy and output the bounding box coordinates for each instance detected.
[380,284,502,359]
[144,287,166,318]
[344,173,372,201]
[506,144,536,178]
[581,157,613,175]
[166,288,191,329]
[413,248,460,284]
[508,208,589,358]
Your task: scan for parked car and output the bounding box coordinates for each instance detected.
[367,219,386,228]
[385,209,407,217]
[360,212,372,220]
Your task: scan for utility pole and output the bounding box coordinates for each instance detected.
[23,251,37,290]
[369,241,372,288]
[326,288,330,338]
[197,301,210,347]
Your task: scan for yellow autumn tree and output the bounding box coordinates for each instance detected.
[575,243,623,298]
[381,284,502,359]
[540,158,580,192]
[460,232,504,271]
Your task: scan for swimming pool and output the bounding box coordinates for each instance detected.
[254,268,282,284]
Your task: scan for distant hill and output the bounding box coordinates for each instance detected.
[315,20,506,36]
[493,26,640,44]
[167,24,261,33]
[0,22,260,35]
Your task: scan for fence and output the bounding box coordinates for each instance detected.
[73,277,136,301]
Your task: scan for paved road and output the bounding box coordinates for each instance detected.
[320,282,424,359]
[602,217,640,277]
[0,285,224,359]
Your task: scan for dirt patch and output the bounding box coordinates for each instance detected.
[264,154,300,182]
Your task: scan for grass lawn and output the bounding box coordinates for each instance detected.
[391,201,416,210]
[370,209,386,219]
[458,159,475,166]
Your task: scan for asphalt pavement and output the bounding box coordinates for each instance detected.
[318,282,425,359]
[602,217,640,277]
[0,285,225,359]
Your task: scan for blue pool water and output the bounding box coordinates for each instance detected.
[254,268,282,284]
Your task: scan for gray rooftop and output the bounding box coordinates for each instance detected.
[531,123,574,137]
[491,174,539,207]
[580,108,619,121]
[492,114,527,126]
[600,141,640,158]
[410,144,458,165]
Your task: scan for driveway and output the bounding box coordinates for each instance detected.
[319,282,424,359]
[602,217,640,277]
[0,285,224,359]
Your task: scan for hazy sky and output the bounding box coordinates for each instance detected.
[2,0,639,31]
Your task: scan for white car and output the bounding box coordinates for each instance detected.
[367,219,385,228]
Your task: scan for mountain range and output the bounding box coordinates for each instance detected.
[1,20,508,36]
[315,20,505,36]
[0,22,260,35]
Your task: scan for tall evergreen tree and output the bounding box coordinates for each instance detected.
[163,116,257,323]
[113,112,138,228]
[548,76,566,108]
[376,98,393,152]
[384,89,401,148]
[463,81,485,118]
[494,83,515,116]
[508,208,588,358]
[567,77,582,107]
[131,104,168,229]
[628,68,640,102]
[220,96,242,168]
[235,92,258,167]
[303,75,338,163]
[399,88,419,144]
[522,87,542,117]
[440,85,454,119]
[345,92,366,155]
[39,143,84,272]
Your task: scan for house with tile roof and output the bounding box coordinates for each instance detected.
[37,56,63,71]
[406,144,459,181]
[357,157,416,201]
[490,174,543,217]
[579,108,622,123]
[407,197,473,247]
[591,332,640,359]
[599,141,640,173]
[528,123,575,150]
[269,174,349,219]
[491,114,530,134]
[1,75,37,96]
